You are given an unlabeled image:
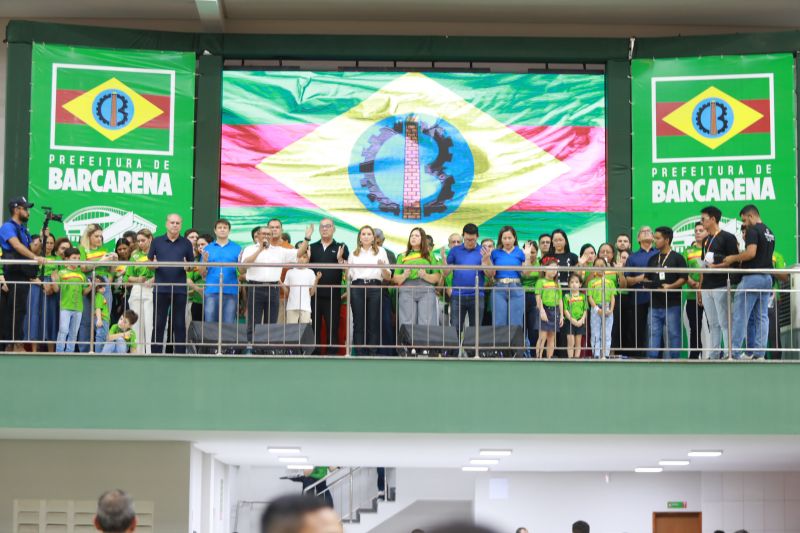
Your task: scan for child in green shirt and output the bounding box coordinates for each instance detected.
[54,248,91,352]
[534,258,563,359]
[93,278,110,351]
[563,273,588,359]
[587,258,617,359]
[101,309,139,354]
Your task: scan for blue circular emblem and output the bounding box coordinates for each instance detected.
[349,114,474,223]
[693,97,733,138]
[92,89,134,130]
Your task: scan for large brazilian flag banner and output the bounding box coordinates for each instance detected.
[221,71,606,249]
[28,44,196,244]
[632,54,797,261]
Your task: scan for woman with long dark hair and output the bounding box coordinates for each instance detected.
[546,229,578,357]
[394,227,441,327]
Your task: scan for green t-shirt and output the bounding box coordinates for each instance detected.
[522,257,541,292]
[59,268,87,312]
[80,245,111,279]
[125,250,154,281]
[587,276,617,306]
[395,251,440,281]
[682,244,703,301]
[109,324,137,352]
[535,278,562,308]
[43,255,60,278]
[95,291,110,323]
[563,291,588,320]
[773,251,786,295]
[187,268,204,304]
[308,467,329,480]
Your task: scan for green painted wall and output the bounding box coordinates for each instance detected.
[1,355,797,434]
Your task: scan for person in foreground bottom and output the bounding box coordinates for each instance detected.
[261,494,342,533]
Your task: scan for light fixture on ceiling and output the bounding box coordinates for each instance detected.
[286,464,314,470]
[470,459,500,465]
[268,447,301,454]
[659,460,690,466]
[688,450,723,457]
[634,467,663,473]
[479,449,512,457]
[279,457,308,463]
[462,466,489,472]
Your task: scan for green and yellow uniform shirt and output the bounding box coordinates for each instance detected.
[43,255,60,278]
[308,467,329,480]
[563,291,588,320]
[395,251,440,281]
[187,268,204,305]
[522,257,541,293]
[773,251,786,297]
[95,291,110,323]
[59,268,87,312]
[125,250,154,282]
[109,324,137,352]
[535,278,562,308]
[587,276,617,307]
[79,245,111,279]
[683,244,703,301]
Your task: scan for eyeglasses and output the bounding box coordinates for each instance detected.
[320,224,333,228]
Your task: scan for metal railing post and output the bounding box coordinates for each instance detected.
[345,272,352,357]
[474,275,480,358]
[217,273,223,356]
[726,277,733,360]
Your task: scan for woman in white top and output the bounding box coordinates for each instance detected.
[343,225,391,355]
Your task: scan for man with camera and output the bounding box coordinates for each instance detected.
[0,196,46,351]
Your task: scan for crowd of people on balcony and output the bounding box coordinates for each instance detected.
[0,195,786,359]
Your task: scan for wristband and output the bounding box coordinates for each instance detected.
[304,237,311,241]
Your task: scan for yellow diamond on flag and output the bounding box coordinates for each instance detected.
[62,77,163,141]
[662,86,763,150]
[257,72,570,246]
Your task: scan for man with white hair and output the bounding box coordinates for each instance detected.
[94,489,136,533]
[623,226,657,357]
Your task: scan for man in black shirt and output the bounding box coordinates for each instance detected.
[699,206,740,359]
[714,204,775,359]
[645,227,687,359]
[309,218,349,355]
[148,213,195,353]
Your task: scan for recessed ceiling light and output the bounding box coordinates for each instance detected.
[634,467,663,473]
[479,449,512,457]
[462,466,489,472]
[659,460,690,466]
[268,447,301,454]
[279,457,308,463]
[688,450,723,457]
[470,459,500,465]
[286,464,314,470]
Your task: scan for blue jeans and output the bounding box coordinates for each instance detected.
[56,310,82,352]
[647,305,682,359]
[94,321,109,352]
[732,274,772,359]
[590,305,613,358]
[450,293,485,333]
[24,282,44,341]
[102,337,129,354]
[204,292,238,323]
[492,281,524,326]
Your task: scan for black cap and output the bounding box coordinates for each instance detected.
[8,196,34,211]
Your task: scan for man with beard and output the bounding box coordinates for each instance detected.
[0,196,45,351]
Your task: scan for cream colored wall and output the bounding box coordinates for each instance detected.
[0,440,192,533]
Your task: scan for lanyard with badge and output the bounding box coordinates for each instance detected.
[657,250,671,281]
[704,231,719,266]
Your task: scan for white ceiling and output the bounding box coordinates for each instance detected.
[2,429,799,472]
[1,0,799,30]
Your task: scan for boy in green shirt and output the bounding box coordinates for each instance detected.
[93,277,110,351]
[534,258,563,359]
[101,309,139,354]
[587,258,617,359]
[54,247,91,352]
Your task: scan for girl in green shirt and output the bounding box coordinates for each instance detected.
[564,273,588,358]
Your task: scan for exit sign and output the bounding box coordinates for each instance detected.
[668,501,687,509]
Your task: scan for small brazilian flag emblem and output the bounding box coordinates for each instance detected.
[652,74,774,163]
[52,65,175,155]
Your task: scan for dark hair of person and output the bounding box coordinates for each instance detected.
[405,227,431,261]
[701,206,722,224]
[462,223,479,236]
[496,225,518,248]
[568,272,583,285]
[260,494,329,533]
[579,243,595,257]
[547,229,572,255]
[739,204,759,217]
[428,524,498,533]
[515,529,528,533]
[64,247,81,258]
[539,233,551,242]
[251,226,261,241]
[615,233,630,241]
[115,238,129,251]
[122,230,137,242]
[572,520,590,533]
[199,233,213,244]
[214,218,231,230]
[54,237,71,257]
[597,242,614,259]
[282,232,291,243]
[184,228,199,238]
[268,218,282,228]
[122,309,139,325]
[654,226,674,244]
[695,221,704,228]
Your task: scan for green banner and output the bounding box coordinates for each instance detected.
[632,54,797,261]
[28,44,196,244]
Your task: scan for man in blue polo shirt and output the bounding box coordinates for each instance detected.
[447,223,487,333]
[201,219,242,324]
[623,226,658,357]
[148,213,195,353]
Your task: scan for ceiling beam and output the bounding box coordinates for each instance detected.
[195,0,225,32]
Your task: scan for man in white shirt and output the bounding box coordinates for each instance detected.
[240,222,313,340]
